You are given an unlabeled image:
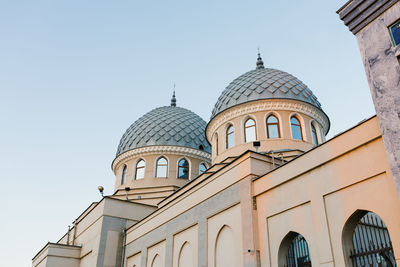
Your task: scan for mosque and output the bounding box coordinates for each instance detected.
[32,1,400,267]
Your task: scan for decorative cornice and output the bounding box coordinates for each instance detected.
[206,99,330,141]
[337,0,399,34]
[112,145,211,171]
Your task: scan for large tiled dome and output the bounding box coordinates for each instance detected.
[211,55,322,119]
[116,105,211,156]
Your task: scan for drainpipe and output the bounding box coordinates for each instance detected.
[121,228,127,267]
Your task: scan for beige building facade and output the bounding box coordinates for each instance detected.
[33,3,400,266]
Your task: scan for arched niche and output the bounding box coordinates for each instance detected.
[215,225,238,267]
[278,231,312,267]
[178,242,194,267]
[342,210,397,267]
[151,254,161,267]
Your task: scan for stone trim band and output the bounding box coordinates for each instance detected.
[112,145,211,171]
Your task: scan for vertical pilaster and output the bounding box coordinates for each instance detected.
[141,247,147,267]
[165,234,173,267]
[198,218,207,267]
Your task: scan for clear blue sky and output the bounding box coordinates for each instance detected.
[0,1,374,266]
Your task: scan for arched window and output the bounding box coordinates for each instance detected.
[266,114,280,138]
[343,211,396,267]
[291,116,303,140]
[244,118,257,142]
[135,159,145,180]
[311,123,318,145]
[214,133,219,156]
[199,163,207,175]
[178,158,189,179]
[121,164,127,185]
[226,125,234,149]
[279,232,311,267]
[156,157,168,178]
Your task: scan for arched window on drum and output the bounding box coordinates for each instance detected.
[266,114,280,139]
[214,133,219,156]
[226,124,235,149]
[178,158,189,179]
[244,118,257,142]
[311,122,319,146]
[156,157,168,178]
[199,163,207,175]
[121,164,127,185]
[135,159,145,180]
[290,116,303,141]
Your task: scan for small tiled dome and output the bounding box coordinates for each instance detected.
[116,105,211,156]
[211,54,322,119]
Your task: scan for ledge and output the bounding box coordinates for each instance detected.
[337,0,399,34]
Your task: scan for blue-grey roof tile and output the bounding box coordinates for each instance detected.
[116,106,211,156]
[210,68,322,118]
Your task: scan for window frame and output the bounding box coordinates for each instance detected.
[121,164,127,185]
[134,159,146,180]
[177,158,190,179]
[311,122,319,145]
[214,133,219,156]
[389,19,400,47]
[290,115,303,141]
[155,156,168,178]
[266,114,280,139]
[226,124,235,149]
[244,118,257,143]
[199,162,207,175]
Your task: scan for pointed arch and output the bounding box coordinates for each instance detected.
[266,113,280,139]
[199,162,207,175]
[213,132,219,156]
[226,124,235,149]
[177,158,190,179]
[121,164,127,185]
[215,225,238,267]
[311,122,319,145]
[342,210,396,267]
[244,117,257,142]
[290,115,303,141]
[178,241,194,267]
[151,254,161,267]
[135,159,146,180]
[278,231,312,267]
[155,156,168,178]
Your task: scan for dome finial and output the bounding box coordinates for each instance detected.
[256,48,264,69]
[171,84,177,107]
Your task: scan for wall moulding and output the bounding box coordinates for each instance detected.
[112,146,211,172]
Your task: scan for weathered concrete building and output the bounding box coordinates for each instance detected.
[338,0,400,199]
[33,2,400,266]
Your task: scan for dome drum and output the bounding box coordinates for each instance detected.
[207,101,328,163]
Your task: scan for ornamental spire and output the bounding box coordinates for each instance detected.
[256,48,264,69]
[170,86,176,107]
